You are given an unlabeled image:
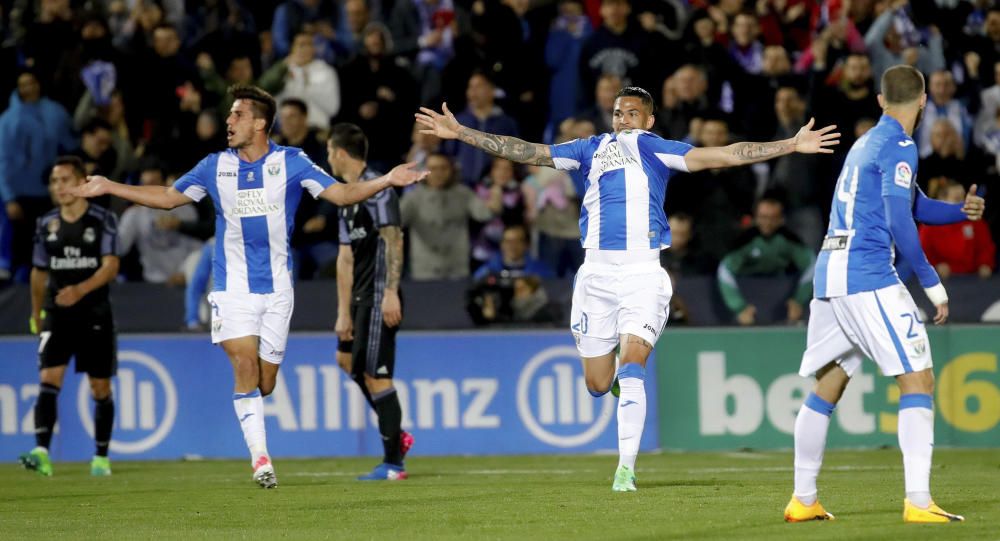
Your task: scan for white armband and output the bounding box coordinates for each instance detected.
[924,283,948,306]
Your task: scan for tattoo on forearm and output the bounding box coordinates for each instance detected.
[457,127,554,166]
[381,227,403,291]
[729,140,794,162]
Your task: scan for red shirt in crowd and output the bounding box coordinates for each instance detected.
[919,221,997,274]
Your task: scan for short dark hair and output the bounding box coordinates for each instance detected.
[82,117,112,135]
[279,98,308,116]
[329,123,368,161]
[881,65,925,105]
[229,84,277,134]
[52,156,86,179]
[503,224,529,243]
[615,86,656,114]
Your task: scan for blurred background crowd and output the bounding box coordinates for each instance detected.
[0,0,998,327]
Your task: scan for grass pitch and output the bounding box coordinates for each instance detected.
[1,449,996,540]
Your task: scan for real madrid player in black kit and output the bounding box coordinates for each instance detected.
[330,124,413,480]
[19,156,120,477]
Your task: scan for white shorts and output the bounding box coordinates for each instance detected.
[208,289,295,364]
[570,257,672,358]
[800,284,932,378]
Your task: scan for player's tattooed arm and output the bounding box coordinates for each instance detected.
[379,226,404,291]
[455,127,555,167]
[683,118,839,172]
[415,104,554,166]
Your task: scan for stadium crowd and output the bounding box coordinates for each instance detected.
[0,0,998,325]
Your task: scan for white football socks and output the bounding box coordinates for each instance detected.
[233,390,268,464]
[898,394,934,508]
[616,364,646,471]
[793,392,835,506]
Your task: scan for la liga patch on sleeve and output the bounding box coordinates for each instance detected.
[894,161,912,188]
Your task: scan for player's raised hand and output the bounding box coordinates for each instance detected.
[71,175,113,198]
[793,117,840,154]
[415,102,462,140]
[962,184,985,221]
[387,161,429,187]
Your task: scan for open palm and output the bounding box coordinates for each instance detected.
[71,176,112,198]
[794,118,840,154]
[388,162,429,187]
[415,103,462,140]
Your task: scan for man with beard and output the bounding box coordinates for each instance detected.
[785,65,984,524]
[809,53,882,152]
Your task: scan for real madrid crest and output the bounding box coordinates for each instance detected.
[46,218,60,241]
[83,227,96,243]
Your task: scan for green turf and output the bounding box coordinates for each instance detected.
[1,449,996,540]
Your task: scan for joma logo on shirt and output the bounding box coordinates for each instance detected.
[592,142,639,177]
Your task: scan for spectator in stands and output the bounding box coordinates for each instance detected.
[808,53,881,151]
[522,161,581,278]
[968,8,1000,82]
[472,158,526,269]
[389,0,471,104]
[338,23,417,171]
[681,9,735,105]
[917,71,972,159]
[544,0,592,139]
[199,53,261,121]
[729,12,764,75]
[271,0,339,59]
[579,73,621,135]
[337,0,371,56]
[443,71,519,186]
[400,152,493,280]
[659,212,713,276]
[655,64,716,140]
[717,195,815,326]
[766,85,825,249]
[0,70,76,281]
[919,119,977,195]
[265,31,341,130]
[73,90,135,183]
[734,44,801,140]
[72,118,117,177]
[20,0,77,106]
[406,122,441,169]
[578,0,650,106]
[137,23,200,148]
[472,223,554,282]
[53,13,121,112]
[665,116,755,262]
[919,180,996,279]
[864,1,945,80]
[118,164,203,285]
[974,61,1000,149]
[273,98,328,165]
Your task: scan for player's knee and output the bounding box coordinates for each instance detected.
[584,374,612,395]
[897,368,935,395]
[89,379,112,400]
[364,374,392,394]
[258,380,275,397]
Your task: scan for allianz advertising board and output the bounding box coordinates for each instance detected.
[0,332,658,461]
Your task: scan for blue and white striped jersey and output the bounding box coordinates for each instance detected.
[814,115,932,298]
[172,142,336,294]
[549,130,692,250]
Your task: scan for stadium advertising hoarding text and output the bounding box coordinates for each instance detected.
[657,327,1000,449]
[0,332,658,461]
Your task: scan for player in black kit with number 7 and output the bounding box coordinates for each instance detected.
[19,156,120,477]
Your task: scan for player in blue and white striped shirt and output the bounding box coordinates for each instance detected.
[73,85,426,488]
[786,66,983,524]
[417,88,839,491]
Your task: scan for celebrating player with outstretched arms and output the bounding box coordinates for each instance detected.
[71,84,426,488]
[417,87,839,491]
[785,65,984,524]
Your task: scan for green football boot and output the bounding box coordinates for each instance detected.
[612,465,636,492]
[90,456,112,476]
[19,448,53,477]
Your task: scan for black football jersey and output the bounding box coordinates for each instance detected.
[338,170,402,302]
[32,204,118,313]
